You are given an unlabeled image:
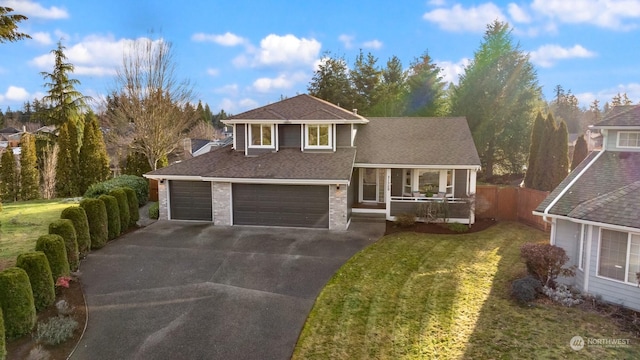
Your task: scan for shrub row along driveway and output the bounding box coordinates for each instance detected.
[71,220,383,360]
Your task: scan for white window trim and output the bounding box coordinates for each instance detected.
[578,224,585,271]
[596,227,640,286]
[248,124,275,148]
[304,124,333,149]
[616,131,640,149]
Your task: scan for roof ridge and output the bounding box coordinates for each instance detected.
[568,180,640,217]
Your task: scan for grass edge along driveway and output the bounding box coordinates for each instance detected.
[293,222,638,359]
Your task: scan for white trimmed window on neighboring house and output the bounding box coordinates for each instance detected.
[617,131,640,149]
[598,229,640,284]
[305,124,332,149]
[250,124,274,147]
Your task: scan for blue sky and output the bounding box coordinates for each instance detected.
[1,0,640,115]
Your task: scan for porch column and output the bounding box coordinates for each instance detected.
[386,169,391,220]
[469,170,477,195]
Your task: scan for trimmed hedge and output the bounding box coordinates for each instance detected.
[0,306,5,360]
[99,194,121,240]
[109,188,129,234]
[84,175,149,206]
[61,206,91,257]
[149,202,159,220]
[80,198,108,249]
[123,187,139,227]
[16,252,55,312]
[49,219,79,272]
[0,267,36,338]
[35,234,70,282]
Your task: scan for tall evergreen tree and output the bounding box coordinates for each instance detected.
[78,112,110,194]
[40,41,90,127]
[308,52,354,110]
[0,6,31,43]
[532,114,556,191]
[523,112,545,188]
[370,55,406,116]
[551,120,569,188]
[571,134,589,171]
[0,146,18,202]
[403,51,447,116]
[55,121,79,197]
[19,133,39,200]
[350,50,381,115]
[449,21,541,180]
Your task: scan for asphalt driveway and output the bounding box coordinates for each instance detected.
[71,220,384,360]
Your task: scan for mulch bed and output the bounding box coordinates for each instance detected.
[6,276,86,360]
[385,218,497,235]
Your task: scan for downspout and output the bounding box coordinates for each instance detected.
[542,150,605,223]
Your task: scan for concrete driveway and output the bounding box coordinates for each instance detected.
[71,220,383,360]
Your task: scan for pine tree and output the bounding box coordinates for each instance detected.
[524,112,545,188]
[403,51,447,116]
[571,134,589,170]
[78,112,110,194]
[0,6,31,43]
[551,120,569,189]
[19,133,39,200]
[532,114,556,191]
[55,122,79,197]
[0,146,18,202]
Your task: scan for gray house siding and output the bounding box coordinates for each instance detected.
[235,124,245,151]
[246,147,273,156]
[454,169,467,197]
[279,124,301,148]
[606,129,640,151]
[554,219,580,286]
[336,124,351,147]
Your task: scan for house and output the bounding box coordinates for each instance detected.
[144,94,481,230]
[533,105,640,311]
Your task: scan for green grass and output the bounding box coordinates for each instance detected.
[0,199,78,270]
[293,222,639,359]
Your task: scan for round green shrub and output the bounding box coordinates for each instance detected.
[99,194,120,240]
[0,307,5,360]
[80,198,108,249]
[109,188,129,234]
[149,202,159,220]
[16,252,55,312]
[0,267,36,338]
[123,187,139,227]
[49,219,79,272]
[84,175,149,206]
[61,206,91,257]
[35,234,70,282]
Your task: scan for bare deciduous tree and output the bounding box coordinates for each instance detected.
[41,143,58,199]
[105,38,197,170]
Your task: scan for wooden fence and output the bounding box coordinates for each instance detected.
[149,179,159,202]
[475,185,550,231]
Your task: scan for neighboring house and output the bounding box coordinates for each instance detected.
[534,105,640,311]
[183,137,234,158]
[145,94,481,230]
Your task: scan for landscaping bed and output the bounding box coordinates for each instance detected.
[385,217,497,235]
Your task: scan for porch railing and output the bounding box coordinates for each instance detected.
[389,196,473,222]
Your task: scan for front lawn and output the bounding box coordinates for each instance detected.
[0,199,78,270]
[293,222,638,359]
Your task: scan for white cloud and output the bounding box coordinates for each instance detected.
[362,39,383,50]
[207,68,220,76]
[31,32,53,45]
[252,34,321,68]
[531,0,640,30]
[1,0,68,19]
[214,84,239,96]
[428,0,446,5]
[252,72,308,93]
[529,44,596,67]
[191,32,247,46]
[436,58,470,85]
[423,3,506,32]
[508,3,531,23]
[576,83,640,106]
[0,86,30,103]
[218,98,258,113]
[338,34,354,49]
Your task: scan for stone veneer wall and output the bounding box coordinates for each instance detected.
[329,184,348,230]
[158,181,168,220]
[213,182,232,226]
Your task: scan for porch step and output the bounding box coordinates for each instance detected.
[351,212,386,222]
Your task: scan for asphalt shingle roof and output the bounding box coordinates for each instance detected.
[228,94,366,122]
[594,105,640,127]
[535,151,640,229]
[354,117,481,166]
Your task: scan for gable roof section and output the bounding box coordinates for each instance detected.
[592,105,640,128]
[224,94,368,124]
[146,145,356,183]
[354,117,481,167]
[535,151,640,229]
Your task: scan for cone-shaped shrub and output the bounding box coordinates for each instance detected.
[109,188,129,234]
[35,234,70,282]
[99,194,120,240]
[80,198,108,249]
[123,187,139,227]
[0,307,5,360]
[49,219,79,272]
[0,267,36,338]
[16,252,55,312]
[61,206,91,257]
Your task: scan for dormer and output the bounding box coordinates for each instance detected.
[222,94,368,156]
[590,105,640,152]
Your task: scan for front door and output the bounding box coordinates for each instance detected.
[361,168,378,202]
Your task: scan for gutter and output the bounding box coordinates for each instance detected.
[541,150,605,223]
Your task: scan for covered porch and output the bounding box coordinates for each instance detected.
[351,167,478,224]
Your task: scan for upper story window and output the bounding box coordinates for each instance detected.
[617,131,640,148]
[306,124,332,148]
[250,124,273,147]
